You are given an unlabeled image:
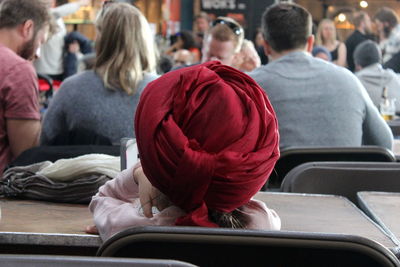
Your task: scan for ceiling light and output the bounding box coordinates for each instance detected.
[338,13,347,22]
[360,1,368,8]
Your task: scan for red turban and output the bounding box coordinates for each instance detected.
[135,61,279,227]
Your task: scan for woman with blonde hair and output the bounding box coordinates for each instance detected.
[41,2,158,145]
[316,19,347,67]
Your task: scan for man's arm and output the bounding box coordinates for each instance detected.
[7,119,40,159]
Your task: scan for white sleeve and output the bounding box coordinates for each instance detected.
[52,3,81,18]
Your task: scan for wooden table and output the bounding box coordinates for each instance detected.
[357,191,400,246]
[1,193,399,257]
[0,199,101,255]
[255,192,400,256]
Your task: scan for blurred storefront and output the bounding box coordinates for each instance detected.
[61,0,400,42]
[193,0,275,40]
[62,0,183,40]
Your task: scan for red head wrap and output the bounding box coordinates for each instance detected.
[135,61,279,227]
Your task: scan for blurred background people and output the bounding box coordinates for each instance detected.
[316,18,347,67]
[173,49,193,68]
[41,2,158,146]
[253,28,269,65]
[165,30,200,62]
[249,2,392,150]
[345,11,374,72]
[157,55,173,74]
[312,45,332,61]
[354,40,400,113]
[374,7,400,63]
[232,39,261,72]
[193,12,210,50]
[201,17,244,67]
[63,31,93,78]
[34,0,90,81]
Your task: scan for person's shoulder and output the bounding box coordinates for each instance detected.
[56,71,102,100]
[249,61,279,75]
[137,73,160,93]
[383,67,400,82]
[0,45,23,62]
[318,59,352,75]
[62,70,99,87]
[346,30,362,42]
[0,46,33,73]
[142,72,160,83]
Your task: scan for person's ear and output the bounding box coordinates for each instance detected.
[306,35,315,53]
[20,19,34,41]
[262,39,273,56]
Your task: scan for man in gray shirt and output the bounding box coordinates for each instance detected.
[249,2,393,150]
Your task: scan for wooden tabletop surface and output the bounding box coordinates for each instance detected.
[255,192,399,251]
[357,191,400,244]
[0,198,101,247]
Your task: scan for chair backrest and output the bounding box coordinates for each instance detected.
[281,161,400,203]
[0,254,195,267]
[267,146,396,189]
[120,138,138,170]
[97,226,400,267]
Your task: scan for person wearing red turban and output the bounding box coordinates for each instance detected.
[87,61,281,241]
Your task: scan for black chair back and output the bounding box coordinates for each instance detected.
[267,146,396,189]
[0,254,196,267]
[97,226,400,267]
[281,161,400,204]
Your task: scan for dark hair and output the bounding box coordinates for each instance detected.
[209,207,249,228]
[177,30,198,50]
[262,2,312,52]
[353,40,381,68]
[0,0,50,35]
[374,7,399,30]
[352,11,368,28]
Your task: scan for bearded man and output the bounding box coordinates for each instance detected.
[0,0,50,173]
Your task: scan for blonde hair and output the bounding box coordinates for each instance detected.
[95,3,157,95]
[316,19,337,46]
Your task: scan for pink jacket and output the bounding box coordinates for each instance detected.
[89,167,281,241]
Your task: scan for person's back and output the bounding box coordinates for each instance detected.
[251,52,392,148]
[345,11,374,72]
[40,71,157,145]
[356,65,400,112]
[40,2,158,146]
[249,2,393,150]
[34,0,90,80]
[0,0,50,173]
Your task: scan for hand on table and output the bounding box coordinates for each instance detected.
[85,225,98,235]
[133,167,169,218]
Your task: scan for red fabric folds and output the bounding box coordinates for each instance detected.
[134,61,279,227]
